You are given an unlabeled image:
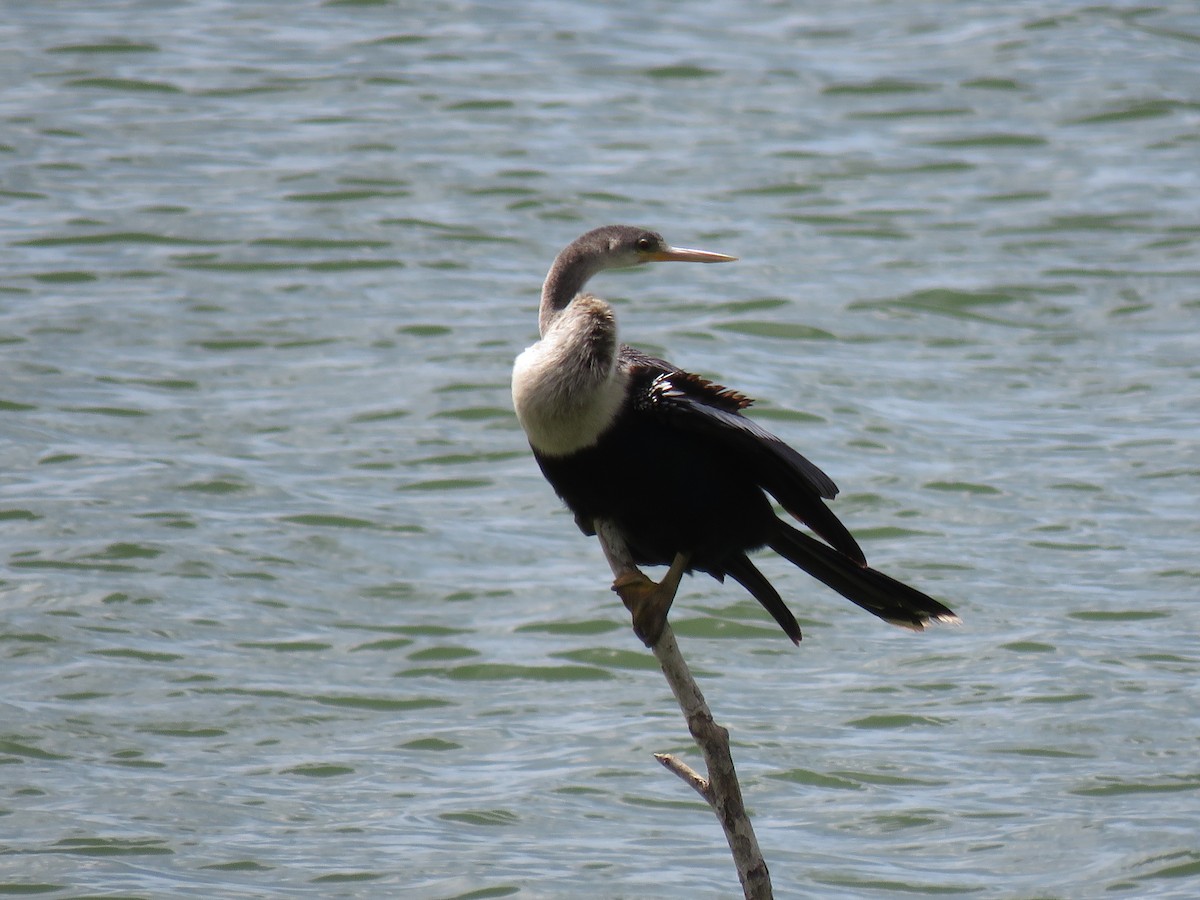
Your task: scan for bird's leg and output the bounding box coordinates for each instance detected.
[593,521,690,649]
[612,552,691,648]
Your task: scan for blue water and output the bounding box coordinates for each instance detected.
[2,1,1199,897]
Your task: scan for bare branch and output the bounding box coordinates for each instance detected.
[595,521,773,900]
[654,752,711,802]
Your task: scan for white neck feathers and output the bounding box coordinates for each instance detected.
[512,295,626,457]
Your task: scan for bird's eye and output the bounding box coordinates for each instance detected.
[636,235,655,251]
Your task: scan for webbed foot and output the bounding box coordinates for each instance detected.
[612,552,690,647]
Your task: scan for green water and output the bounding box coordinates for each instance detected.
[2,1,1199,897]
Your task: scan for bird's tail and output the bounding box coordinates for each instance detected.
[724,554,803,645]
[768,521,959,630]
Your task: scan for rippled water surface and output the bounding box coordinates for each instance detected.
[3,1,1200,897]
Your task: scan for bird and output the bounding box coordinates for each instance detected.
[511,225,958,647]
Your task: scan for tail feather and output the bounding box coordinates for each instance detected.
[768,521,958,629]
[773,487,866,567]
[751,443,866,564]
[724,554,803,645]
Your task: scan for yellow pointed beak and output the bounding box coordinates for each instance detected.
[647,245,737,264]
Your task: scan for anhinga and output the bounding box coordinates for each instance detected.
[512,225,958,646]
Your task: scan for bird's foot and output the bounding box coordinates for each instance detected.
[612,552,690,648]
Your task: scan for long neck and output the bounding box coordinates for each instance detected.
[512,294,625,457]
[538,243,605,337]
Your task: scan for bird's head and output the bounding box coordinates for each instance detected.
[582,225,737,270]
[539,225,736,336]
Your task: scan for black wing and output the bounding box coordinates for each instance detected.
[621,346,866,565]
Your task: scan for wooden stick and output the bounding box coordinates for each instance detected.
[596,522,773,900]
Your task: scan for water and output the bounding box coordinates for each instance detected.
[2,1,1199,897]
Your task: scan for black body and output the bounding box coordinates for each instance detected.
[534,346,955,643]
